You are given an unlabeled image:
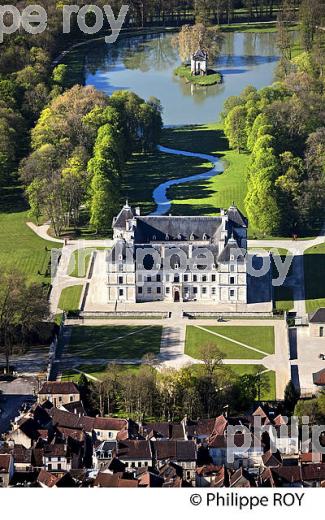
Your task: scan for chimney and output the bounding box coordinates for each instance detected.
[135,207,141,216]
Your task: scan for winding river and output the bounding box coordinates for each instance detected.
[65,31,290,215]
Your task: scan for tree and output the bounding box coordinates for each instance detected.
[224,105,248,152]
[199,343,223,378]
[284,380,299,414]
[0,271,49,373]
[174,23,224,64]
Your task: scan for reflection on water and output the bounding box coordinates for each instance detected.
[76,31,288,126]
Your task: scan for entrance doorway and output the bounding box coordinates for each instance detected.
[174,290,180,303]
[320,327,324,337]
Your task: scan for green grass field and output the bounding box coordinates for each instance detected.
[174,65,222,86]
[67,325,162,360]
[304,243,325,313]
[68,248,93,278]
[61,363,142,382]
[58,285,83,312]
[274,286,294,312]
[160,123,249,216]
[0,187,61,284]
[185,325,275,359]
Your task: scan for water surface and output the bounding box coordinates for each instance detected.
[80,31,282,126]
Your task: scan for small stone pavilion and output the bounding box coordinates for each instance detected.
[191,49,208,76]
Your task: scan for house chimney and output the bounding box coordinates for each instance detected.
[135,207,141,216]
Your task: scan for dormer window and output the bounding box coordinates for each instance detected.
[165,234,169,240]
[119,255,123,261]
[203,233,208,240]
[177,234,182,240]
[190,233,195,241]
[230,255,235,261]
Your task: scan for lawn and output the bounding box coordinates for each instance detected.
[68,248,94,278]
[61,363,142,382]
[67,325,162,360]
[304,243,325,313]
[185,325,275,360]
[274,286,294,312]
[58,285,83,312]
[0,186,61,284]
[160,123,249,216]
[174,65,222,86]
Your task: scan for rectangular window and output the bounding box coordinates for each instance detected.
[184,274,188,282]
[138,287,143,294]
[118,264,123,272]
[230,265,235,272]
[202,275,207,282]
[230,277,235,285]
[69,396,73,402]
[202,287,207,295]
[193,275,197,282]
[157,274,161,282]
[212,274,216,282]
[230,289,235,297]
[174,275,180,283]
[48,464,52,471]
[157,287,161,294]
[118,276,123,284]
[119,289,124,297]
[212,287,216,295]
[147,276,152,282]
[166,287,170,294]
[165,274,169,282]
[147,287,152,294]
[193,287,198,294]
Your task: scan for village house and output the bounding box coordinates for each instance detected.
[0,454,14,488]
[38,381,80,407]
[308,308,325,337]
[43,443,71,473]
[108,203,248,305]
[154,440,197,481]
[94,441,117,470]
[116,440,152,470]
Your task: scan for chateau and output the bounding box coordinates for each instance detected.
[106,203,248,305]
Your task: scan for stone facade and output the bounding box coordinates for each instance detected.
[107,204,248,306]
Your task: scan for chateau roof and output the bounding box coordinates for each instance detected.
[134,216,223,243]
[217,236,245,263]
[113,202,134,229]
[227,205,248,228]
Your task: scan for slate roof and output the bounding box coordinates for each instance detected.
[113,203,134,229]
[134,216,223,244]
[271,466,302,485]
[227,205,248,228]
[309,308,325,323]
[192,49,208,60]
[217,236,245,263]
[39,381,79,395]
